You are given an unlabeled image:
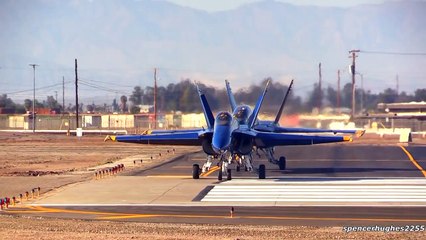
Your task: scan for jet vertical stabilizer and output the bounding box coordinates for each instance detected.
[225,79,237,112]
[196,84,215,130]
[274,79,294,125]
[247,80,270,129]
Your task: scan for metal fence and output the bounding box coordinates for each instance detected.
[355,118,426,132]
[1,114,425,132]
[0,115,166,133]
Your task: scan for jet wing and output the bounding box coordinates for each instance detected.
[252,131,352,148]
[105,130,210,146]
[148,128,204,134]
[255,126,365,137]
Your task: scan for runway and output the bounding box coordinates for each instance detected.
[201,178,426,204]
[4,143,426,226]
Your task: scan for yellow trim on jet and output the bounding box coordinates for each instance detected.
[343,136,353,142]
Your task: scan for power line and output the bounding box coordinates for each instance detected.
[79,78,135,88]
[360,50,426,56]
[3,82,72,95]
[79,80,128,95]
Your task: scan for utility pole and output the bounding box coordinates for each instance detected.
[318,62,322,112]
[62,76,65,114]
[153,68,157,129]
[337,70,341,114]
[349,49,360,119]
[55,91,58,102]
[396,74,399,95]
[360,73,364,114]
[75,59,79,129]
[29,64,38,133]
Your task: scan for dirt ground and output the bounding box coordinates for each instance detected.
[0,132,198,198]
[1,214,424,240]
[0,132,425,239]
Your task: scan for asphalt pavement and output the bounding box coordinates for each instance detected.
[4,143,426,226]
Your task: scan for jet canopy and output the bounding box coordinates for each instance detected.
[233,105,251,124]
[215,112,232,126]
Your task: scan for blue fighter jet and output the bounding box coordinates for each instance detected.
[224,79,365,170]
[105,80,359,180]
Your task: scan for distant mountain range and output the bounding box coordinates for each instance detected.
[1,0,425,104]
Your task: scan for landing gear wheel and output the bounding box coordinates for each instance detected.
[227,169,232,180]
[236,166,240,172]
[192,164,200,179]
[258,164,266,179]
[278,156,286,170]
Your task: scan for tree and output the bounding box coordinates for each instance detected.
[86,104,94,113]
[143,87,154,106]
[396,91,413,103]
[24,99,32,111]
[414,89,426,102]
[378,88,398,104]
[305,83,323,113]
[0,94,14,108]
[112,99,119,112]
[120,95,128,113]
[157,86,166,112]
[129,86,143,105]
[341,83,353,109]
[326,86,337,108]
[46,96,60,109]
[130,105,141,114]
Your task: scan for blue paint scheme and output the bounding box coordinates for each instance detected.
[108,80,363,180]
[196,84,215,130]
[150,129,203,134]
[225,80,237,112]
[254,132,346,148]
[212,112,234,153]
[233,105,252,125]
[247,80,269,129]
[225,79,359,135]
[112,80,356,155]
[115,131,202,145]
[254,124,358,135]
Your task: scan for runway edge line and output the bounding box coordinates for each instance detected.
[399,145,426,177]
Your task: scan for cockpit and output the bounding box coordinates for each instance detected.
[233,105,251,124]
[215,111,232,126]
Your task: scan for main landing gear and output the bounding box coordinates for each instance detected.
[258,164,266,179]
[192,164,200,179]
[192,150,287,180]
[278,156,286,170]
[259,147,286,171]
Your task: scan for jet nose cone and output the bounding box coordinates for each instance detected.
[212,143,229,154]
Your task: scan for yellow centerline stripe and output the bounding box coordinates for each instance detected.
[98,214,160,220]
[146,175,191,178]
[29,206,125,216]
[244,215,426,222]
[399,145,426,178]
[99,213,426,222]
[8,206,426,222]
[200,166,220,177]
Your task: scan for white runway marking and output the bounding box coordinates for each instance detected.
[201,178,426,204]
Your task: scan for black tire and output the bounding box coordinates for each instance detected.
[278,156,286,170]
[259,164,266,179]
[218,170,223,181]
[227,169,232,180]
[192,164,200,179]
[236,166,240,172]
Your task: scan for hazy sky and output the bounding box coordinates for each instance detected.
[1,0,425,105]
[166,0,389,11]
